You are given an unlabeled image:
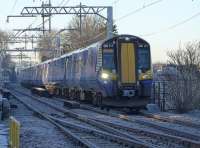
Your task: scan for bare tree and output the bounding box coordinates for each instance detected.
[63,15,117,51]
[1,54,13,68]
[0,30,8,50]
[0,30,11,69]
[0,30,15,82]
[166,42,200,112]
[37,15,118,61]
[37,31,57,61]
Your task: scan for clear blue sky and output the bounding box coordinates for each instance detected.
[0,0,200,63]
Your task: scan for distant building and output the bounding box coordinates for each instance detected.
[153,63,177,81]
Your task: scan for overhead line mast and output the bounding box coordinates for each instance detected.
[6,2,113,67]
[7,3,113,38]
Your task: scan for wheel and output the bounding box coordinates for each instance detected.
[69,89,74,100]
[92,92,103,106]
[106,108,110,112]
[80,90,85,101]
[92,93,97,106]
[65,88,70,99]
[96,93,103,107]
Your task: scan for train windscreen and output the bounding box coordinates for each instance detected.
[138,47,150,70]
[103,49,115,70]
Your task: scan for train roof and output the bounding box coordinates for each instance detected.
[20,34,149,71]
[103,34,150,45]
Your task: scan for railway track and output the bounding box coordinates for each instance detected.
[92,118,200,148]
[77,107,200,148]
[8,87,200,148]
[81,103,200,131]
[72,99,200,142]
[10,89,158,148]
[140,111,200,129]
[81,104,200,142]
[9,93,83,148]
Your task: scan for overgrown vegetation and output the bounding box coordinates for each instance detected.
[166,42,200,113]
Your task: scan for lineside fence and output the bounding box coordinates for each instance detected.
[9,116,20,148]
[152,81,170,111]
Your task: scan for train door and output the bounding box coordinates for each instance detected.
[120,43,136,84]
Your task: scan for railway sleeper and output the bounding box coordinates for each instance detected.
[10,93,99,148]
[12,88,156,147]
[142,112,200,129]
[82,111,200,148]
[135,119,200,142]
[49,116,154,148]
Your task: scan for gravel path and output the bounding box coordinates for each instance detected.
[0,120,8,148]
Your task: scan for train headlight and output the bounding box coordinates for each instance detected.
[101,72,109,79]
[139,70,152,80]
[142,74,148,79]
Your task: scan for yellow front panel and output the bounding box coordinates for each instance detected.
[121,43,129,83]
[121,43,136,84]
[128,43,136,83]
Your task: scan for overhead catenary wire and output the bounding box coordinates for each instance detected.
[112,0,120,18]
[14,0,80,40]
[58,0,66,6]
[63,0,70,6]
[10,0,18,13]
[115,0,163,22]
[24,0,47,30]
[15,0,63,37]
[32,0,71,31]
[112,0,120,5]
[80,31,106,45]
[140,11,200,37]
[14,0,43,37]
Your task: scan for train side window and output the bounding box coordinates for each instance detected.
[88,48,94,66]
[65,59,69,78]
[78,57,83,73]
[75,58,79,73]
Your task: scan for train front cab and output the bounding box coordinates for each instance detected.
[99,35,152,109]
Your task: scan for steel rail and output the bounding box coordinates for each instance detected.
[10,87,200,147]
[141,111,200,129]
[11,93,98,148]
[10,89,157,148]
[92,118,200,148]
[134,119,200,141]
[82,104,200,142]
[48,115,151,148]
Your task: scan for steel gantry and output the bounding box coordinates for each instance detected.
[7,3,113,38]
[6,2,113,68]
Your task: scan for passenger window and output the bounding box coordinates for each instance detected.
[75,59,79,73]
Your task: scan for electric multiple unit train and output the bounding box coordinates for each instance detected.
[19,34,152,109]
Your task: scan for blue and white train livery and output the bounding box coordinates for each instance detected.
[19,34,152,109]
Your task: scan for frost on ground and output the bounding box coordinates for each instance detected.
[20,116,75,148]
[10,97,78,148]
[0,121,8,148]
[184,110,200,119]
